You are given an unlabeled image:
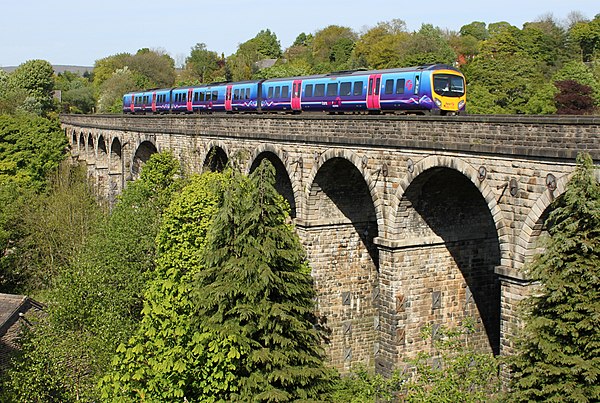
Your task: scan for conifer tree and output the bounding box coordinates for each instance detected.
[194,160,334,401]
[510,153,600,402]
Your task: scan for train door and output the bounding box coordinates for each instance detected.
[151,92,157,113]
[225,85,233,111]
[291,80,302,110]
[130,94,135,113]
[367,74,382,110]
[187,88,193,112]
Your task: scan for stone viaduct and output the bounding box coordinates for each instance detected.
[60,113,599,374]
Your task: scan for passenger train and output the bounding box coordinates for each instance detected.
[123,64,466,116]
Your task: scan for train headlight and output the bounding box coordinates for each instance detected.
[434,98,442,107]
[458,100,465,110]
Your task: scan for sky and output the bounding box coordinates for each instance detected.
[1,0,598,68]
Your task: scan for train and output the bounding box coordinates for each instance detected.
[122,64,466,116]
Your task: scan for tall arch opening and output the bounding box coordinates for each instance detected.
[132,141,157,179]
[392,167,500,357]
[203,146,228,172]
[87,134,95,161]
[250,152,296,218]
[303,157,379,370]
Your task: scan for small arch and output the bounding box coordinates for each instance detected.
[110,137,122,173]
[87,133,95,161]
[249,149,297,218]
[202,143,228,172]
[516,172,571,271]
[132,140,158,179]
[97,135,108,166]
[304,148,384,228]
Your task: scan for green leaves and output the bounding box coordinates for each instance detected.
[510,153,600,402]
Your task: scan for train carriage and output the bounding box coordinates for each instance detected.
[122,64,466,116]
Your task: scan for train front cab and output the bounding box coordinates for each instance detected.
[430,69,466,115]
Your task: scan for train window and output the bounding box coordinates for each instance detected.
[414,75,420,95]
[245,88,250,99]
[268,87,274,98]
[305,84,313,97]
[275,86,281,98]
[282,86,289,98]
[375,78,381,95]
[385,79,394,94]
[314,84,325,97]
[340,82,351,96]
[368,79,373,95]
[354,82,363,96]
[234,89,240,100]
[326,83,338,97]
[396,79,405,94]
[212,91,218,101]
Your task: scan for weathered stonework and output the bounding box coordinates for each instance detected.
[61,113,600,373]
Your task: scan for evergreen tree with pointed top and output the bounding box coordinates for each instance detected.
[510,153,600,402]
[194,159,335,402]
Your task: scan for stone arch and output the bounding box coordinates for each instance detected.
[97,135,108,167]
[202,141,229,172]
[302,149,381,369]
[132,140,158,179]
[391,155,507,253]
[389,155,502,356]
[109,137,123,174]
[86,133,95,161]
[71,130,77,149]
[516,172,572,271]
[248,145,298,219]
[78,132,85,157]
[304,148,384,228]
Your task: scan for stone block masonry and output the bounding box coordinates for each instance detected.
[61,113,599,373]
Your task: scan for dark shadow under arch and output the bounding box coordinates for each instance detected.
[203,146,228,173]
[398,167,501,354]
[250,152,296,218]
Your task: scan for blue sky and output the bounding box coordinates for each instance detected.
[1,0,598,67]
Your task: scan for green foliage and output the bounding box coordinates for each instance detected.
[101,171,229,401]
[182,43,223,84]
[510,153,600,402]
[55,71,95,114]
[0,114,67,190]
[1,152,183,402]
[8,59,55,115]
[569,15,600,62]
[311,25,357,72]
[398,24,457,67]
[331,321,501,402]
[352,21,409,69]
[402,321,501,402]
[193,160,335,401]
[228,30,283,81]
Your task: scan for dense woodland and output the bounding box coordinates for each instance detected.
[0,12,598,402]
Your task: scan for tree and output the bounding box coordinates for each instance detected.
[311,25,357,71]
[2,152,183,402]
[352,21,409,69]
[193,160,334,401]
[55,71,95,114]
[398,24,456,67]
[100,171,230,402]
[510,153,600,402]
[553,61,600,106]
[182,43,222,84]
[569,15,600,62]
[228,30,283,81]
[7,60,55,115]
[96,67,137,113]
[554,80,596,115]
[126,48,176,88]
